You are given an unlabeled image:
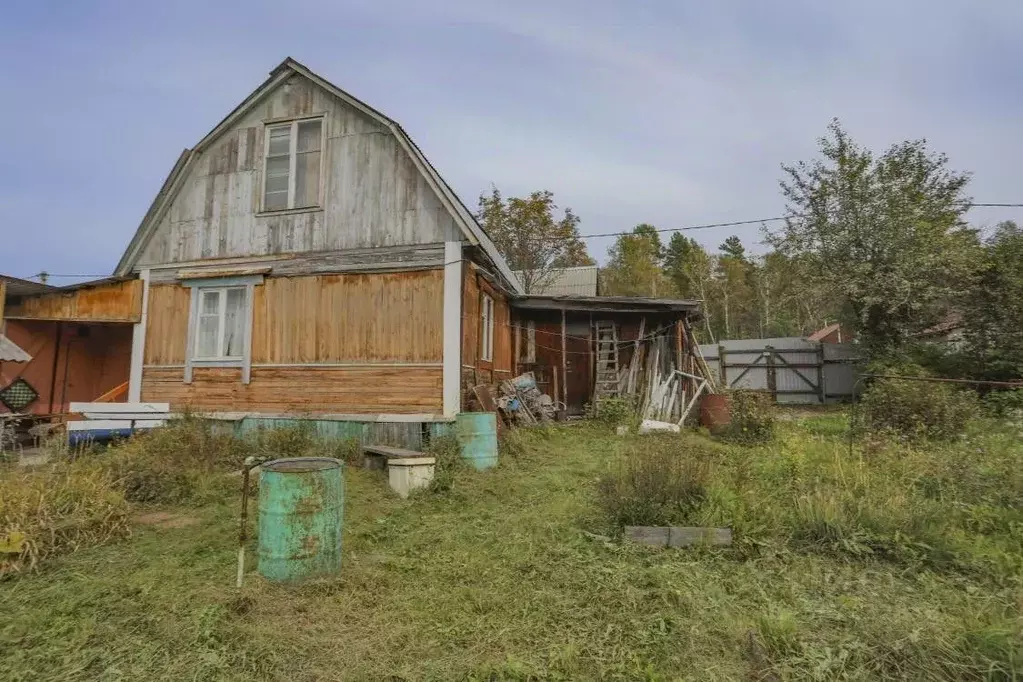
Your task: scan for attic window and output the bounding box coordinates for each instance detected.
[263,118,323,211]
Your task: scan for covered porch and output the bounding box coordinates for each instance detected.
[0,276,142,417]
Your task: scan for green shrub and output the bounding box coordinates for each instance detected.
[717,390,776,445]
[89,416,246,504]
[982,388,1023,419]
[0,464,130,575]
[597,440,710,528]
[588,396,637,430]
[424,434,464,493]
[861,375,979,441]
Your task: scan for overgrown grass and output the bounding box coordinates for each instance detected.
[0,464,130,575]
[0,415,1020,679]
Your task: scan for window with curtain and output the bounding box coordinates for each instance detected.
[193,286,247,360]
[263,118,322,211]
[480,293,494,362]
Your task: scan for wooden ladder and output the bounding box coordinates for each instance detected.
[594,321,620,400]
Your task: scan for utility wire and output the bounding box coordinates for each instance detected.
[16,201,1023,280]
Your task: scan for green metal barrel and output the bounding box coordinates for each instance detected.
[456,412,498,470]
[258,458,344,582]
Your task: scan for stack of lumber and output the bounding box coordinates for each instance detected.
[612,321,715,427]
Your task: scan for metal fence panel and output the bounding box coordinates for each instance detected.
[699,338,863,404]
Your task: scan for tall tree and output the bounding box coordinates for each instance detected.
[962,221,1023,379]
[477,188,594,293]
[718,235,747,261]
[767,119,980,350]
[664,233,717,341]
[601,225,670,297]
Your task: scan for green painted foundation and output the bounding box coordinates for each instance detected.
[258,457,345,582]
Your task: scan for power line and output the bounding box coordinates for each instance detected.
[14,201,1023,279]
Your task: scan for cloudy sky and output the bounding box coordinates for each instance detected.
[1,1,1021,281]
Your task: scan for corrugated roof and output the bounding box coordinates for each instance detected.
[1,275,55,297]
[0,334,32,362]
[513,266,598,296]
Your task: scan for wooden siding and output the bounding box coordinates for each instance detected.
[136,73,462,267]
[252,271,443,363]
[5,280,142,323]
[144,284,191,365]
[142,366,442,414]
[143,272,443,367]
[460,264,512,393]
[0,320,131,415]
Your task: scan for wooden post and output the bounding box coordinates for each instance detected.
[674,320,684,392]
[627,316,646,395]
[765,346,777,401]
[0,279,6,327]
[816,342,825,404]
[718,344,727,388]
[561,308,567,408]
[513,315,521,377]
[588,312,595,399]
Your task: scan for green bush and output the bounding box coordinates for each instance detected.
[861,375,980,441]
[588,396,637,430]
[717,390,776,445]
[424,434,464,493]
[94,416,246,504]
[597,440,711,527]
[982,389,1023,419]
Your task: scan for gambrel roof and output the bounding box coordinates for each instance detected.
[114,57,522,293]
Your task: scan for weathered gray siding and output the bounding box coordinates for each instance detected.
[136,74,462,267]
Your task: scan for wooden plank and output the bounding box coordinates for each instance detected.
[0,279,6,322]
[363,445,423,458]
[667,527,733,547]
[70,402,170,414]
[561,309,567,407]
[141,366,443,414]
[5,280,143,323]
[80,412,171,421]
[624,526,670,547]
[68,419,134,432]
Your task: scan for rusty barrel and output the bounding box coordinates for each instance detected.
[258,458,344,582]
[699,393,732,429]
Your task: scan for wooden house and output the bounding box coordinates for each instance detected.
[1,58,707,444]
[107,57,521,446]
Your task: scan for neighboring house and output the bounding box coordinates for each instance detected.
[511,266,598,296]
[1,58,705,437]
[916,312,965,346]
[807,322,854,344]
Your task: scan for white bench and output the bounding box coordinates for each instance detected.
[67,402,171,445]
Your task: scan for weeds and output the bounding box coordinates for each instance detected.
[861,372,980,441]
[716,389,776,445]
[0,464,129,576]
[597,437,711,527]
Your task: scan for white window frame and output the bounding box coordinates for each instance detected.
[182,275,261,385]
[261,116,325,213]
[480,293,495,362]
[193,287,245,361]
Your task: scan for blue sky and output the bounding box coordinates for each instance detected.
[2,0,1021,281]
